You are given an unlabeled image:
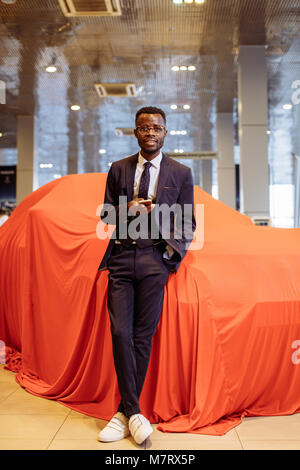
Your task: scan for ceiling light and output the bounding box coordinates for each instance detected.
[0,133,3,138]
[99,149,106,154]
[180,66,187,71]
[171,130,186,135]
[283,104,292,110]
[170,104,178,110]
[188,65,196,71]
[267,130,271,135]
[183,104,190,109]
[195,0,205,3]
[40,163,53,168]
[53,174,62,179]
[184,0,193,3]
[46,66,57,73]
[70,105,80,111]
[171,65,180,71]
[1,0,17,4]
[173,0,183,4]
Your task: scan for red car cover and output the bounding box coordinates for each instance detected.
[1,173,300,435]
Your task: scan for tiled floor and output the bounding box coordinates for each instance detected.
[1,364,300,450]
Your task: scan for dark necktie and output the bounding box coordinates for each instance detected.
[138,161,152,199]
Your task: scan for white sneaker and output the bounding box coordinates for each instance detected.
[98,412,129,442]
[129,413,153,445]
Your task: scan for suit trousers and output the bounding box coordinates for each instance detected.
[107,242,171,417]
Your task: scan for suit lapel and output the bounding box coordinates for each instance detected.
[125,153,139,201]
[154,153,169,204]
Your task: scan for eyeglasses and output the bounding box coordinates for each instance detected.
[136,126,166,135]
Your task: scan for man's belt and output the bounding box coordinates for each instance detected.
[115,239,165,247]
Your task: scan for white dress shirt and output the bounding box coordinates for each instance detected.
[133,151,162,201]
[132,151,174,260]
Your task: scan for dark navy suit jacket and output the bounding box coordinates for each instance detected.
[98,152,196,273]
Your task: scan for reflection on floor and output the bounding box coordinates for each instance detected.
[1,365,300,450]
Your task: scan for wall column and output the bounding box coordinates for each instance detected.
[202,160,212,195]
[237,45,269,218]
[17,115,39,205]
[217,113,236,208]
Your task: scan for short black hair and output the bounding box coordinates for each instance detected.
[135,106,166,125]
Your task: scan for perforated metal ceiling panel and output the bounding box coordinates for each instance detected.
[0,0,299,186]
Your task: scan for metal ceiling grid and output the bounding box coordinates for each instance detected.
[0,0,299,187]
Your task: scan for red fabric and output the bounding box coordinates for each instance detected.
[1,173,300,435]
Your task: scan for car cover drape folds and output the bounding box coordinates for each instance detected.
[1,173,300,435]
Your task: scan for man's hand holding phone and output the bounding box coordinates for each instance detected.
[128,198,155,215]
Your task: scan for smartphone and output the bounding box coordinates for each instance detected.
[139,199,153,205]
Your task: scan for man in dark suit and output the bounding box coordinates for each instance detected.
[98,106,196,445]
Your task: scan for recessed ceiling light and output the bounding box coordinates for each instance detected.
[267,130,271,135]
[283,104,292,110]
[173,0,183,4]
[170,104,178,110]
[46,66,57,73]
[0,132,3,138]
[195,0,205,3]
[180,65,188,71]
[99,149,106,154]
[184,0,193,4]
[70,105,80,111]
[188,65,196,71]
[53,174,62,179]
[183,104,191,109]
[171,65,180,71]
[40,163,53,168]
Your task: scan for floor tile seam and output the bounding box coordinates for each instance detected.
[0,437,53,440]
[238,438,300,441]
[49,436,144,451]
[0,387,21,404]
[234,428,245,450]
[45,409,72,450]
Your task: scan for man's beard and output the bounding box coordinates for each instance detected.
[141,142,162,155]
